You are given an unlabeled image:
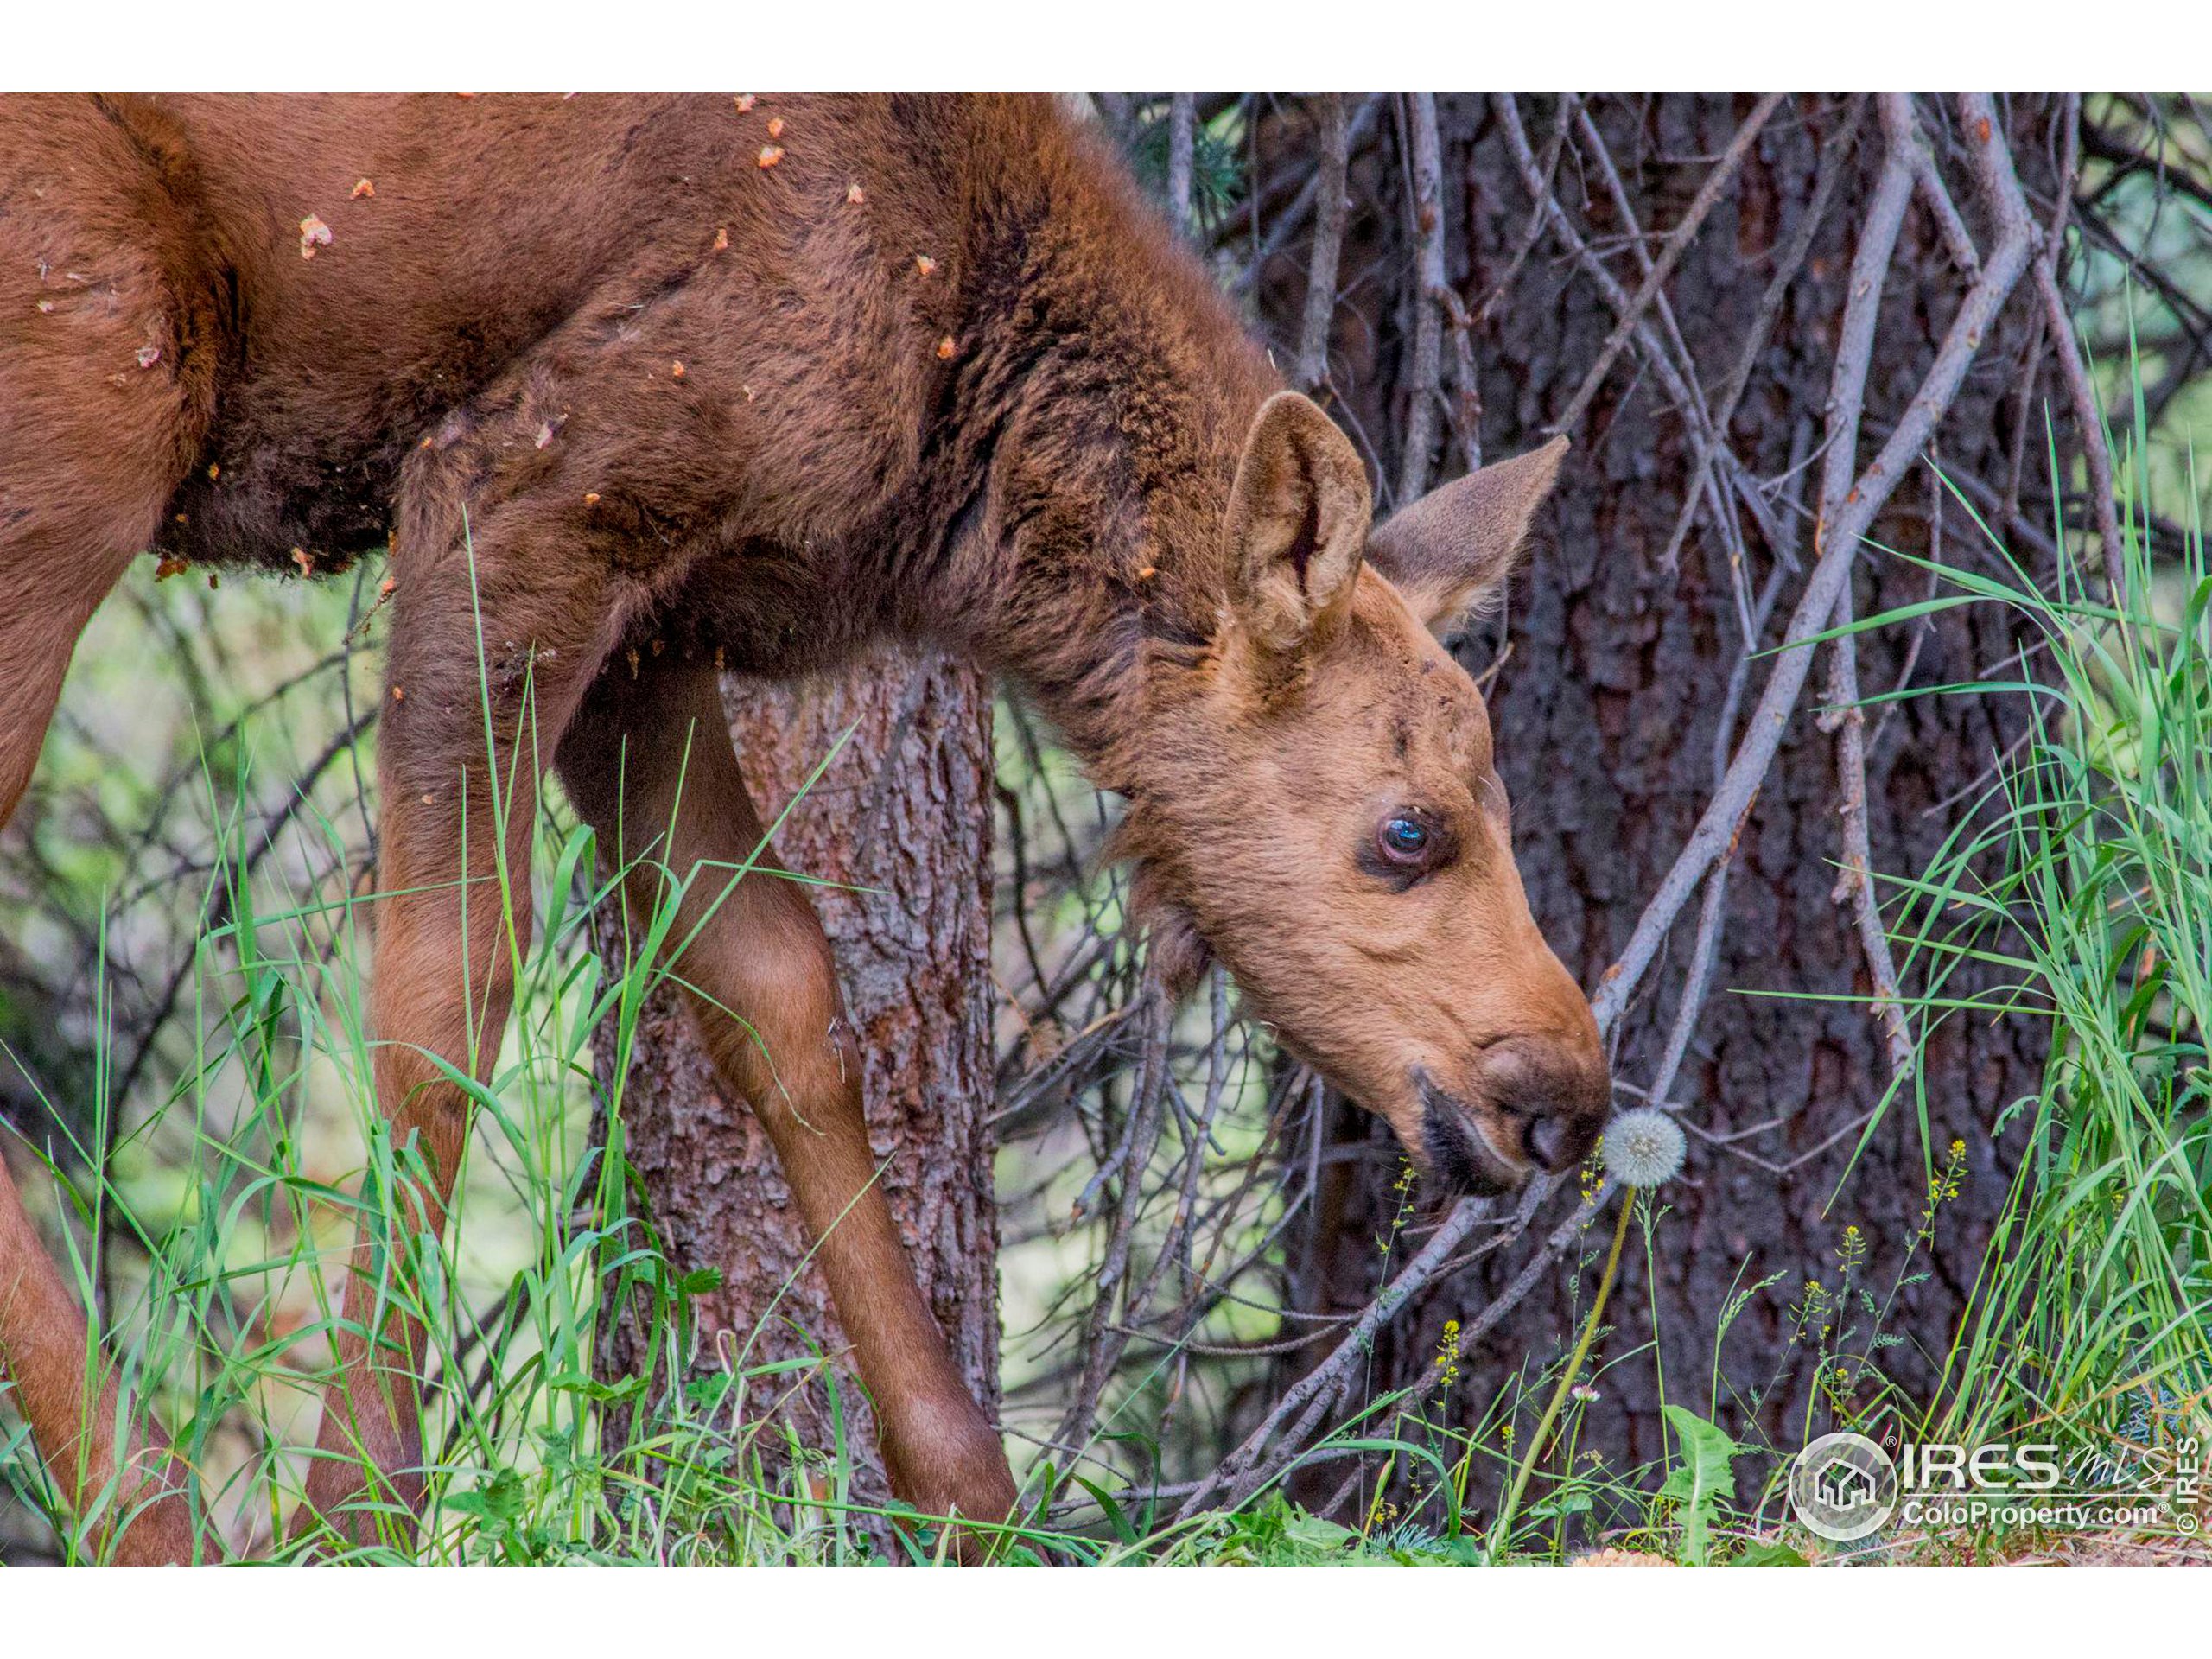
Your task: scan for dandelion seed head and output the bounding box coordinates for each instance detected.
[1601,1108,1685,1189]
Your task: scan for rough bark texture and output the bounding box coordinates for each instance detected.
[592,652,1000,1516]
[1270,95,2056,1497]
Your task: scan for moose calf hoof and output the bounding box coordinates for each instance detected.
[889,1409,1022,1561]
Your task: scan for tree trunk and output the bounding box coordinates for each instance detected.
[591,652,1000,1529]
[1269,94,2060,1512]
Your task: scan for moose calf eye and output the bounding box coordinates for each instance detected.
[1378,815,1429,861]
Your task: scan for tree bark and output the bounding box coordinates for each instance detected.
[591,652,1000,1528]
[1268,93,2061,1510]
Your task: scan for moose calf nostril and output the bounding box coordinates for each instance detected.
[1526,1116,1576,1172]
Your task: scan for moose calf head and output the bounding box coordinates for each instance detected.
[1127,392,1611,1194]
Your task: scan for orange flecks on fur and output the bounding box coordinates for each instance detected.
[671,360,686,379]
[173,513,188,524]
[758,145,785,169]
[378,576,397,598]
[713,226,729,251]
[391,685,405,702]
[155,556,188,582]
[207,463,219,480]
[734,93,756,112]
[291,547,315,576]
[846,181,865,205]
[583,491,601,506]
[766,116,785,139]
[299,214,332,258]
[351,178,374,199]
[421,793,435,805]
[1135,564,1157,581]
[936,335,957,360]
[914,254,938,277]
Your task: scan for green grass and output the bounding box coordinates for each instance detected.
[1873,410,2212,1471]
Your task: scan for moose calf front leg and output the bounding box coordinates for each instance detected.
[558,664,1020,1539]
[296,518,607,1545]
[297,793,526,1536]
[0,1160,201,1561]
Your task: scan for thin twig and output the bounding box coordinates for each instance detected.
[1552,94,1786,436]
[2025,96,2126,599]
[1657,98,1868,572]
[1295,93,1351,395]
[1819,589,1918,1082]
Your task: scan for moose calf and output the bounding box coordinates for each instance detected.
[0,93,1610,1560]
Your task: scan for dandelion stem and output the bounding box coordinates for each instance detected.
[1488,1189,1632,1559]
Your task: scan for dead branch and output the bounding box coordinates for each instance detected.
[1896,99,1984,279]
[1432,283,1485,472]
[1234,96,1385,297]
[1552,94,1786,436]
[1592,94,2036,1039]
[1294,93,1352,394]
[1174,1187,1516,1518]
[1047,981,1173,1459]
[1166,94,1197,243]
[1498,97,1753,584]
[2025,97,2126,599]
[1657,99,1866,572]
[1469,94,1576,333]
[1819,594,1917,1082]
[1399,93,1448,502]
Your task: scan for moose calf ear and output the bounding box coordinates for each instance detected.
[1224,391,1372,655]
[1364,435,1569,639]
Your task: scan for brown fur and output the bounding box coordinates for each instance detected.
[0,93,1608,1560]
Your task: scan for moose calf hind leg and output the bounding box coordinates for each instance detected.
[557,662,1020,1540]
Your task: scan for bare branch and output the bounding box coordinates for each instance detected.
[1166,94,1197,243]
[1592,93,2037,1039]
[1470,94,1576,331]
[1820,597,1918,1082]
[1893,97,1984,279]
[1175,1186,1518,1517]
[1233,96,1385,297]
[1295,94,1352,395]
[2025,96,2126,598]
[1553,94,1787,436]
[1433,283,1485,471]
[1399,93,1448,502]
[1658,99,1868,572]
[1492,97,1751,575]
[1048,981,1173,1459]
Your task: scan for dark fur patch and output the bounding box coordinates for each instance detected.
[1421,1098,1496,1196]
